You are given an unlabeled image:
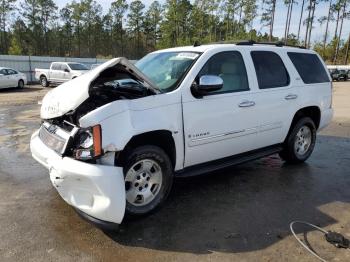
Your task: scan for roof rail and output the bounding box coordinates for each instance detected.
[236,40,306,49]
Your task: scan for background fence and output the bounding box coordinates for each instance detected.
[0,55,109,83]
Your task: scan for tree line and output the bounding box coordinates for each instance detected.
[0,0,349,64]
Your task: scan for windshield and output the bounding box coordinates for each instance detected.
[68,63,89,70]
[135,51,200,92]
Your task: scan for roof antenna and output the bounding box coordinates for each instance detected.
[193,41,201,47]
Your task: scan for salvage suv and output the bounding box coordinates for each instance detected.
[30,42,333,228]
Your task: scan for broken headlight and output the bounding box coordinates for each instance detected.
[74,125,102,160]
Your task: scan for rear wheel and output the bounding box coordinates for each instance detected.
[17,80,24,89]
[40,76,49,87]
[123,145,173,217]
[279,117,316,164]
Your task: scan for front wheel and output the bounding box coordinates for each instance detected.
[279,117,316,164]
[123,145,173,217]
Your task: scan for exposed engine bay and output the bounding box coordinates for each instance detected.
[47,63,157,126]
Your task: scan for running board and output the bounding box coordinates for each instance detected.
[175,144,283,177]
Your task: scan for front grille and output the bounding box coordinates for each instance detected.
[39,124,70,155]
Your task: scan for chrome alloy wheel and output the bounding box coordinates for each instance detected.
[294,125,312,156]
[125,159,163,206]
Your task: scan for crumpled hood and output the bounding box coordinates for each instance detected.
[40,57,158,120]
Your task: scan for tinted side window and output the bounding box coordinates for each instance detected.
[198,51,249,94]
[288,52,330,84]
[0,69,8,75]
[251,51,290,89]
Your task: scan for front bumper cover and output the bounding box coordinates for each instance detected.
[30,129,126,225]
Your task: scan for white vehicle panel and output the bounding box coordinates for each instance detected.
[0,74,9,88]
[30,44,333,226]
[30,129,126,224]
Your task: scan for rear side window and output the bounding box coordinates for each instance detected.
[0,69,8,75]
[251,51,290,89]
[51,63,60,70]
[288,52,330,84]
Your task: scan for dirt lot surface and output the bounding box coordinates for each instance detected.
[0,83,350,261]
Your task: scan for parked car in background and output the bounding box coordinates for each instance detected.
[35,62,89,87]
[31,43,333,227]
[338,70,348,81]
[90,64,102,70]
[0,67,27,89]
[329,69,340,81]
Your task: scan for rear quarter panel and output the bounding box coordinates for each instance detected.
[287,51,332,130]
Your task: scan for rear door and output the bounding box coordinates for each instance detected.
[245,50,299,148]
[50,63,62,82]
[182,50,261,167]
[7,69,19,87]
[0,69,10,88]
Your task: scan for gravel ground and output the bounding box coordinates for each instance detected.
[0,82,349,262]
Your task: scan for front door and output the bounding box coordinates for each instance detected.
[182,51,260,167]
[61,64,71,81]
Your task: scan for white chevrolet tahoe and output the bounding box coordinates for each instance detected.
[35,62,89,87]
[30,42,333,228]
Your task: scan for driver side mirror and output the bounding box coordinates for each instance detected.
[192,75,223,98]
[64,68,70,73]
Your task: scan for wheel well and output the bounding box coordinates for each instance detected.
[116,130,176,168]
[40,74,46,79]
[290,106,321,131]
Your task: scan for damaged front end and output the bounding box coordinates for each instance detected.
[40,57,159,160]
[31,57,158,226]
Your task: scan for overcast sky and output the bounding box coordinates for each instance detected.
[54,0,350,43]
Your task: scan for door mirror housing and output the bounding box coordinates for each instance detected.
[192,75,223,97]
[64,68,70,73]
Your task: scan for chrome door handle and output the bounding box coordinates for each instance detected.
[238,100,255,108]
[285,94,298,100]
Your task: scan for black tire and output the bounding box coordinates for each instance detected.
[17,80,24,89]
[279,117,316,164]
[123,145,173,217]
[40,76,49,87]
